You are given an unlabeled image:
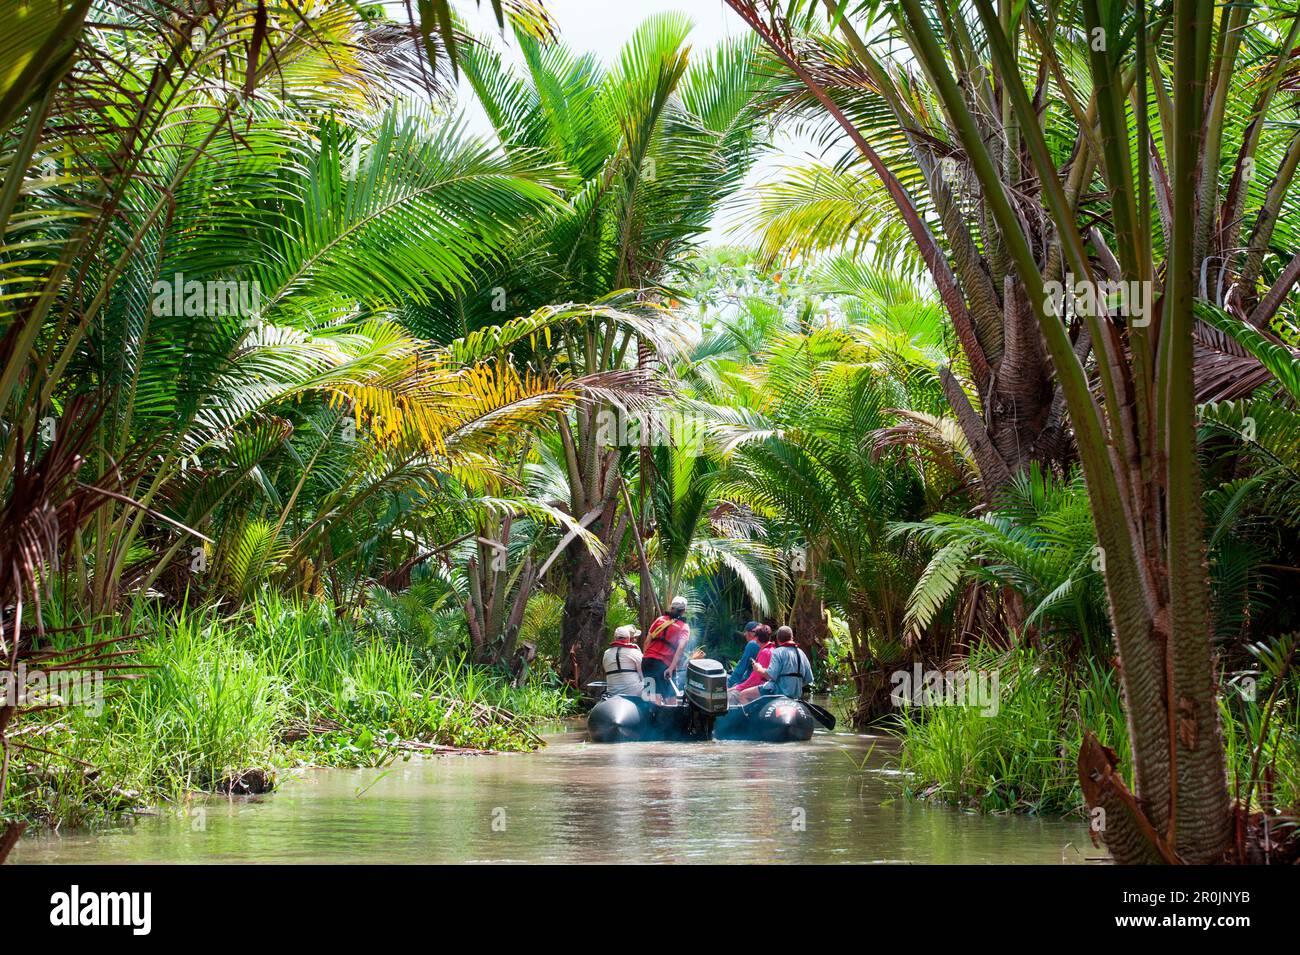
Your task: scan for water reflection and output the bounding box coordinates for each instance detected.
[12,728,1105,864]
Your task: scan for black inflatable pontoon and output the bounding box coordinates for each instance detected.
[586,658,816,743]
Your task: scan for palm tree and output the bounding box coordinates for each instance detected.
[452,15,772,686]
[0,1,623,853]
[645,436,775,617]
[708,284,963,719]
[892,465,1111,656]
[725,0,1300,863]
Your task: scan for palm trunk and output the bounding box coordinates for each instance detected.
[893,0,1233,863]
[561,545,614,691]
[561,488,627,691]
[558,427,627,691]
[790,564,827,669]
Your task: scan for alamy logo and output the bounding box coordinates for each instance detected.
[2,663,103,715]
[151,271,261,319]
[890,663,1000,716]
[1042,273,1153,327]
[593,407,707,449]
[49,885,152,935]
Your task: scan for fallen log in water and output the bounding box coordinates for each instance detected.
[276,714,503,756]
[390,740,498,756]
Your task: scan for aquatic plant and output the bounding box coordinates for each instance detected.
[7,593,573,830]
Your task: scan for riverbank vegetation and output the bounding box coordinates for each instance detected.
[895,647,1300,817]
[2,0,1298,865]
[11,592,570,829]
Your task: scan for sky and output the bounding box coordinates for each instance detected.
[449,0,834,244]
[469,0,752,58]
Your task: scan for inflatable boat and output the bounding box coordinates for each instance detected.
[586,658,817,743]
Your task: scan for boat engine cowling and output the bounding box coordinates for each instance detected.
[685,658,728,716]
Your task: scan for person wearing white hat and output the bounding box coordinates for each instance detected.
[602,623,644,698]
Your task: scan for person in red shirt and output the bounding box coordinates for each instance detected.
[738,625,812,704]
[641,595,690,702]
[729,624,774,698]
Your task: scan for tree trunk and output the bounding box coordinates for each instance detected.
[845,618,895,725]
[561,545,614,692]
[735,0,1238,862]
[559,447,628,692]
[790,568,828,669]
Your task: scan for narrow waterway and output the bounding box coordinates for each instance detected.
[13,727,1104,864]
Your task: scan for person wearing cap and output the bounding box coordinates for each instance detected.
[729,624,774,697]
[642,595,690,702]
[602,624,644,698]
[727,621,764,688]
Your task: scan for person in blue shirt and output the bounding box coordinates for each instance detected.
[727,621,763,688]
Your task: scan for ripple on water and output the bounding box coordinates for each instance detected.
[11,729,1105,864]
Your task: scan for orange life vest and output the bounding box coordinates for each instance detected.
[643,614,689,665]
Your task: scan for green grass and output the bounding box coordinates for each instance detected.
[893,647,1298,816]
[1220,675,1300,814]
[117,605,286,791]
[892,648,1114,814]
[6,592,576,829]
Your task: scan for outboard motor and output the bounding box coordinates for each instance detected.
[682,658,728,738]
